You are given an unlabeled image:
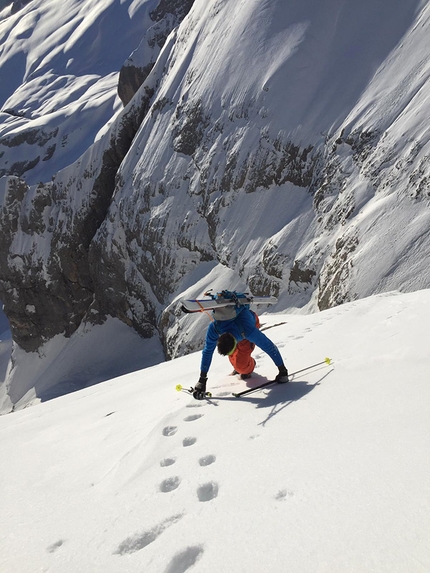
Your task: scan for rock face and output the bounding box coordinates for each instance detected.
[0,77,158,351]
[11,0,32,13]
[118,0,195,106]
[1,0,430,379]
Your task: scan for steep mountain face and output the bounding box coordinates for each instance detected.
[0,0,195,353]
[0,0,430,407]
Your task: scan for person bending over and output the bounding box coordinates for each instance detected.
[194,307,288,399]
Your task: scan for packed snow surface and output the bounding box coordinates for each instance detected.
[0,289,429,572]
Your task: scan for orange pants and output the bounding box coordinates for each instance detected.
[228,314,260,375]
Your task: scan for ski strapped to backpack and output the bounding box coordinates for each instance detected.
[180,290,277,317]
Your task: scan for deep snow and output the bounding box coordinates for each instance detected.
[0,289,429,572]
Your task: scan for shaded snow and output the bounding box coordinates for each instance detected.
[0,317,164,413]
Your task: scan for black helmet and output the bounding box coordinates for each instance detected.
[217,332,237,356]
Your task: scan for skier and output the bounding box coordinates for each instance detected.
[194,306,289,399]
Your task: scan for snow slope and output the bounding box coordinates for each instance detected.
[0,289,429,572]
[0,316,164,414]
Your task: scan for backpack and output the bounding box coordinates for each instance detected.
[210,290,250,321]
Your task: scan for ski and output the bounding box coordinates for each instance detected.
[232,357,332,397]
[176,358,332,400]
[181,295,277,313]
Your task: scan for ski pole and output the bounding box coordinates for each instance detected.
[175,384,213,398]
[233,357,332,397]
[289,357,332,377]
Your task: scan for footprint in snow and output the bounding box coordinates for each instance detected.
[160,457,176,467]
[160,476,181,493]
[198,454,216,467]
[47,540,65,553]
[164,545,204,573]
[114,514,184,555]
[197,481,218,502]
[184,414,203,422]
[183,437,197,447]
[162,426,178,437]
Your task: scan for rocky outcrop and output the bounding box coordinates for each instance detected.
[118,0,195,106]
[0,80,157,352]
[118,63,154,109]
[11,0,32,14]
[0,126,59,179]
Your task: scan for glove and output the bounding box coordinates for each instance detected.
[193,373,207,400]
[275,366,289,384]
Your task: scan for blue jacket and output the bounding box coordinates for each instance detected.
[200,308,284,373]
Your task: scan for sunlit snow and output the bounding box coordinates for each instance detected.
[0,290,429,572]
